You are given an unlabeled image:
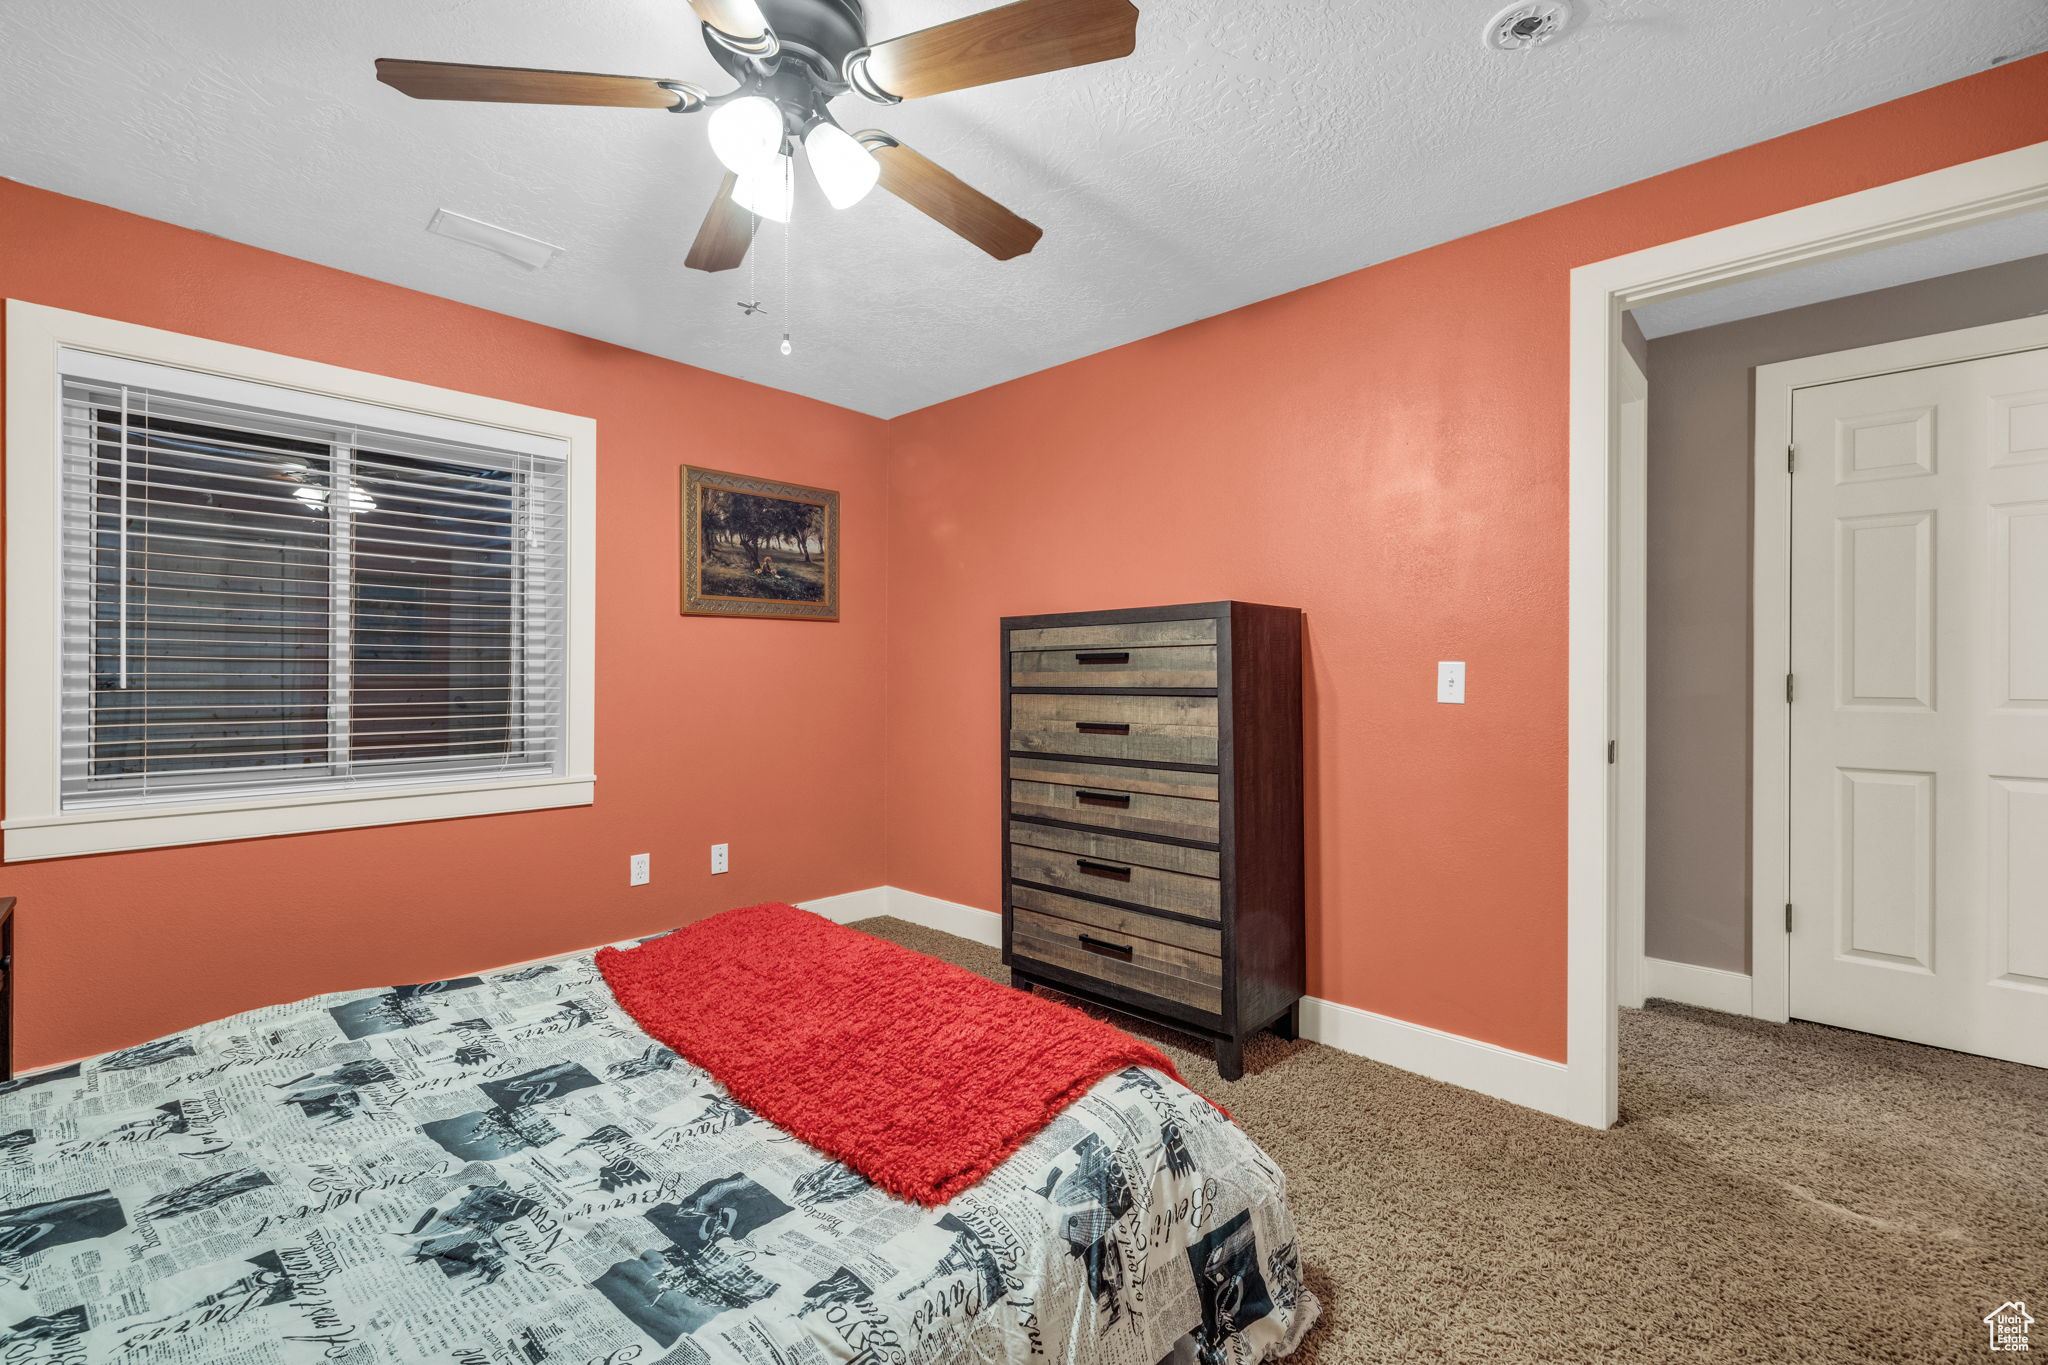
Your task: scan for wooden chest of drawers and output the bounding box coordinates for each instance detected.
[1001,602,1304,1080]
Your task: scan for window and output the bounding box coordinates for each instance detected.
[6,304,594,859]
[63,360,567,803]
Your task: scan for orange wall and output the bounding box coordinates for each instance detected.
[883,55,2048,1062]
[1,179,892,1069]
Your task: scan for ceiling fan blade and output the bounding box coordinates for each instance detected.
[854,0,1138,100]
[685,173,756,273]
[860,134,1043,261]
[374,59,702,110]
[689,0,777,53]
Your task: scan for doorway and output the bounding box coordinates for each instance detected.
[1751,315,2048,1068]
[1565,139,2048,1130]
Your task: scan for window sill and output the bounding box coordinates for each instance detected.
[2,774,595,861]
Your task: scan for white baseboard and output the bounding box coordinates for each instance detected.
[827,885,1571,1121]
[1641,956,1753,1016]
[794,886,895,926]
[802,885,1002,947]
[1296,995,1572,1119]
[879,887,1004,946]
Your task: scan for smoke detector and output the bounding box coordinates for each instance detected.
[1483,1,1576,51]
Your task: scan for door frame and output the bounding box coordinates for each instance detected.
[1566,137,2048,1129]
[1613,350,1649,1013]
[1750,311,2048,1024]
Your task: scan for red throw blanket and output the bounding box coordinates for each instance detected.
[595,903,1190,1206]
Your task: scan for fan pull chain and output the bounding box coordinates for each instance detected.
[780,214,793,357]
[747,213,758,320]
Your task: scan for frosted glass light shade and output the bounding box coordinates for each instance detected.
[708,96,784,176]
[804,121,880,209]
[733,155,794,223]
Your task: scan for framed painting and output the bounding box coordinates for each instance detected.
[679,466,840,620]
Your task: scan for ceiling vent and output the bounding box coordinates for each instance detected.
[426,209,563,270]
[1482,1,1576,51]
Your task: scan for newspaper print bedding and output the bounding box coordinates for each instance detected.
[0,943,1318,1364]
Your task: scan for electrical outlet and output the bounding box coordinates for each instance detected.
[629,853,650,886]
[710,843,729,875]
[1438,661,1467,704]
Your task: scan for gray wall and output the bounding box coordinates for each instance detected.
[1642,253,2048,974]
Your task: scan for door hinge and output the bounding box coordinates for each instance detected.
[1607,739,1617,765]
[1786,673,1796,704]
[1787,443,1797,473]
[1785,902,1794,934]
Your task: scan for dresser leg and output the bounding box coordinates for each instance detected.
[1214,1037,1244,1082]
[1272,1002,1300,1042]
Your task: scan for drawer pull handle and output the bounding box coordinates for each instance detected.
[1075,790,1132,808]
[1075,722,1131,735]
[1074,652,1131,665]
[1078,933,1134,960]
[1075,858,1132,881]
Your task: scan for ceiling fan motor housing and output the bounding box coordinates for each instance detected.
[712,0,867,88]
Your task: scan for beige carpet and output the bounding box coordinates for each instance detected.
[849,916,2048,1364]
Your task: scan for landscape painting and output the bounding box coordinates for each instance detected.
[680,466,839,620]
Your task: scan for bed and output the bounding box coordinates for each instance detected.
[0,941,1317,1363]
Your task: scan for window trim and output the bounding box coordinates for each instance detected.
[5,301,596,860]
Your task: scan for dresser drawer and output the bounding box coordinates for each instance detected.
[1010,778,1219,844]
[1010,821,1218,876]
[1011,905,1223,1016]
[1010,643,1217,689]
[1009,822,1220,919]
[1011,883,1220,954]
[1009,693,1218,766]
[1008,618,1218,652]
[1010,755,1219,802]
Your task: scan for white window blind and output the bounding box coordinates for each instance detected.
[57,354,569,811]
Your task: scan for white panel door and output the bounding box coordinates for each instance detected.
[1789,345,2048,1067]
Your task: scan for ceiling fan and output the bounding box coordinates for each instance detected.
[375,0,1140,272]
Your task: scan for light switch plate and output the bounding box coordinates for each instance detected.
[1438,661,1466,704]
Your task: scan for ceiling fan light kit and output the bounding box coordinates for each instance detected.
[374,0,1141,274]
[734,154,797,223]
[708,94,788,177]
[805,119,882,209]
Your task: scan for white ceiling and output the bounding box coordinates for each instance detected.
[2,2,2044,417]
[1631,209,2048,338]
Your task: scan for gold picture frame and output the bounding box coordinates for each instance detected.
[679,465,840,620]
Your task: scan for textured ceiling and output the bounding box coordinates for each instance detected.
[1632,210,2048,337]
[2,2,2044,417]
